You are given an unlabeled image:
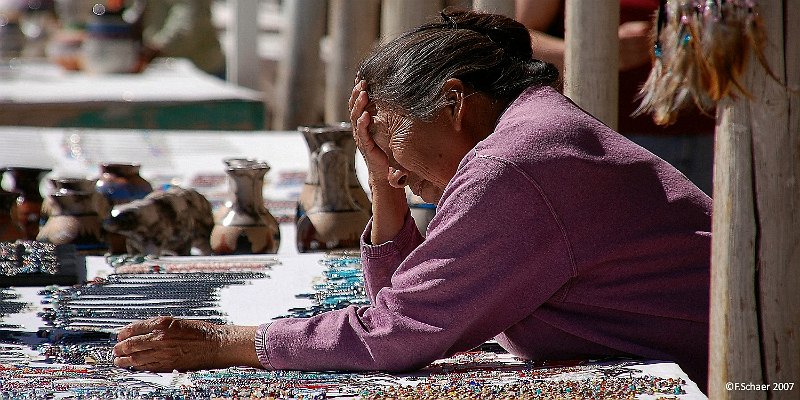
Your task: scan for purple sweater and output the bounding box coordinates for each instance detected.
[256,86,711,386]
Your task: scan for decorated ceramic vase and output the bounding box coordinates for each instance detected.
[210,158,280,255]
[42,177,110,222]
[5,167,51,240]
[37,191,106,254]
[0,192,24,242]
[96,162,152,253]
[296,140,370,253]
[297,123,370,222]
[96,163,152,205]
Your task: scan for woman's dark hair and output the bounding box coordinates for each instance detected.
[358,8,559,120]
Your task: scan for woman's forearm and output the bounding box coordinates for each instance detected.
[215,325,262,369]
[368,180,409,245]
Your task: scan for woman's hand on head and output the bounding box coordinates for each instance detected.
[113,316,260,372]
[349,80,392,187]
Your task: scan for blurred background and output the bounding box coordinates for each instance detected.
[0,0,492,131]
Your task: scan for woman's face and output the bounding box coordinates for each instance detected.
[369,103,470,203]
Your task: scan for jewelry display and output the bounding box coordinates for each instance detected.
[278,255,368,319]
[0,254,694,399]
[0,240,59,276]
[0,288,27,330]
[38,271,269,332]
[106,254,279,273]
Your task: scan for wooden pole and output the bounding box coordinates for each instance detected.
[472,0,514,18]
[275,0,326,130]
[325,0,380,124]
[380,0,443,42]
[563,0,618,130]
[226,0,260,90]
[709,1,799,398]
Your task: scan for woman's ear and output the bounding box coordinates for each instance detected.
[442,78,467,132]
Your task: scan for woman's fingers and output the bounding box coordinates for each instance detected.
[113,331,162,357]
[116,316,172,341]
[350,90,367,127]
[348,80,363,113]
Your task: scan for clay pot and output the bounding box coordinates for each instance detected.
[210,158,280,255]
[297,123,370,222]
[96,163,152,205]
[0,192,24,242]
[37,191,106,254]
[96,162,152,254]
[42,177,110,220]
[296,140,370,253]
[5,167,51,240]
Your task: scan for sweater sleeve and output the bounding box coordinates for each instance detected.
[257,157,575,371]
[359,211,425,302]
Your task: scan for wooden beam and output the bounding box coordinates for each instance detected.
[275,0,326,130]
[563,0,618,130]
[709,1,799,397]
[380,0,443,42]
[325,0,380,124]
[226,0,260,90]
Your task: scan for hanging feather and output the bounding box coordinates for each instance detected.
[635,0,777,126]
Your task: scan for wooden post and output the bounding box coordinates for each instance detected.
[226,0,260,90]
[563,0,618,130]
[380,0,443,42]
[472,0,514,18]
[274,0,326,130]
[709,1,799,398]
[325,0,380,124]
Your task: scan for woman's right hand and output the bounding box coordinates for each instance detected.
[348,78,409,245]
[349,79,392,186]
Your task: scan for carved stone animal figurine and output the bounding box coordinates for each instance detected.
[103,187,213,256]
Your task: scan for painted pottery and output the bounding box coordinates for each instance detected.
[297,123,370,222]
[42,177,110,221]
[104,187,214,256]
[0,192,24,242]
[96,162,152,254]
[296,140,370,253]
[210,158,280,255]
[5,167,51,240]
[37,191,106,254]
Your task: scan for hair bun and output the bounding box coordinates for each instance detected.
[440,9,533,61]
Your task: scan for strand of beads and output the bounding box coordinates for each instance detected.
[278,255,369,319]
[38,271,268,332]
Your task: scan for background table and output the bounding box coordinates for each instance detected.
[0,59,265,130]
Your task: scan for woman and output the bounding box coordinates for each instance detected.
[113,9,711,388]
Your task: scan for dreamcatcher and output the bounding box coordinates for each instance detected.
[634,0,779,125]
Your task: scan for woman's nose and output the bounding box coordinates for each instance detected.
[387,167,408,188]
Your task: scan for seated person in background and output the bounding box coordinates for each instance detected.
[113,9,711,390]
[516,0,715,195]
[128,0,225,78]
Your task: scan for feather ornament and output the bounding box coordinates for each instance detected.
[635,0,774,126]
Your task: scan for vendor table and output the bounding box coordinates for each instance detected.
[0,127,707,398]
[0,59,265,130]
[0,254,707,399]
